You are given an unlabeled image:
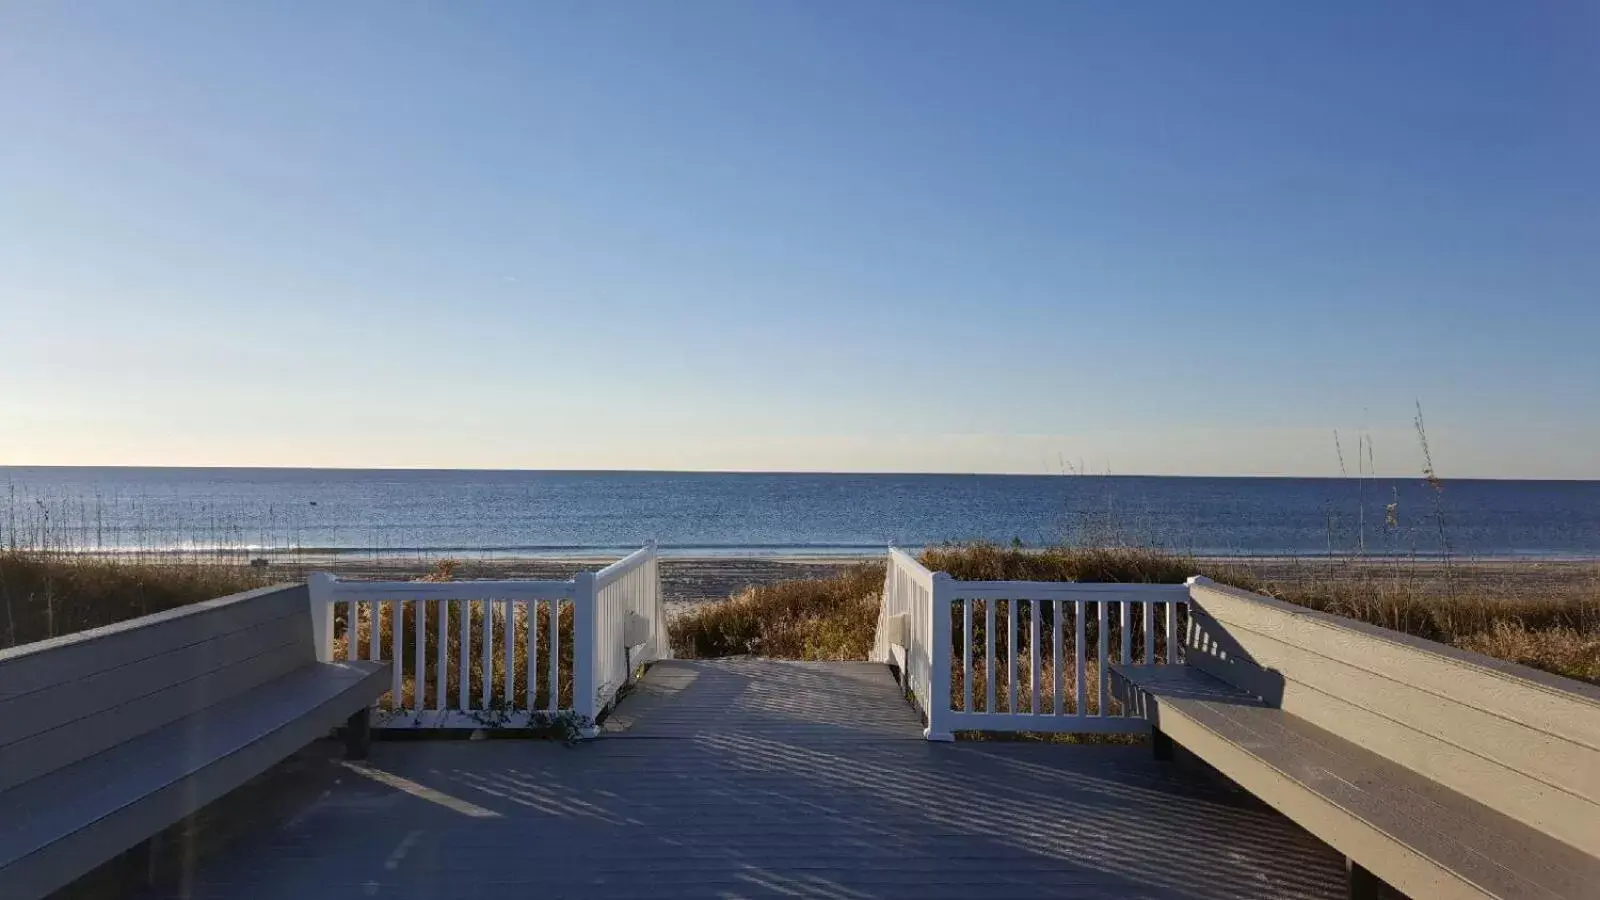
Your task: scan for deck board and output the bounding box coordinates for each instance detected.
[138,659,1346,899]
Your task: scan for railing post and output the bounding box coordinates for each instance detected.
[1181,576,1208,664]
[308,572,335,662]
[646,539,668,660]
[572,571,600,738]
[924,572,955,742]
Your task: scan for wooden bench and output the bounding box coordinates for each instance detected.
[0,584,391,900]
[1111,577,1600,900]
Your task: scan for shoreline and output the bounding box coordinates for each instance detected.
[12,549,1595,611]
[308,554,1598,611]
[29,547,1600,564]
[314,556,876,611]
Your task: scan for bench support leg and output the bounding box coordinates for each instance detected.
[1151,726,1175,761]
[344,708,372,760]
[131,835,160,887]
[1347,858,1382,900]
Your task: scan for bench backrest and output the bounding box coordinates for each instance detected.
[0,584,314,794]
[1186,577,1600,858]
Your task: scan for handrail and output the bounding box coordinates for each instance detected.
[316,579,575,600]
[307,542,664,736]
[595,542,655,587]
[887,547,935,590]
[944,582,1186,600]
[873,547,1192,741]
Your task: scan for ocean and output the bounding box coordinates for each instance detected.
[2,467,1598,559]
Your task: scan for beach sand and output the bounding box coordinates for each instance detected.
[308,554,1598,618]
[315,555,873,615]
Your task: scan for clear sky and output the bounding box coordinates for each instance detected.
[2,2,1596,477]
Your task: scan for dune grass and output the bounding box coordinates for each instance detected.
[669,563,887,660]
[336,560,578,714]
[669,543,1600,685]
[1,552,580,719]
[0,550,272,649]
[8,542,1595,688]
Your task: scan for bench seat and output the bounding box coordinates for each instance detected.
[1112,663,1600,900]
[0,660,387,899]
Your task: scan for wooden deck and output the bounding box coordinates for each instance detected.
[138,660,1347,899]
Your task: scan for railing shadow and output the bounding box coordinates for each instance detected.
[1186,607,1288,707]
[150,656,1343,899]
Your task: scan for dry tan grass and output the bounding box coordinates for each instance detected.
[336,560,578,711]
[1455,622,1600,683]
[337,599,577,712]
[668,563,886,660]
[921,543,1219,584]
[670,543,1600,686]
[11,543,1597,689]
[0,550,271,649]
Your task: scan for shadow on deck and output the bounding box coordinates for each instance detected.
[136,659,1346,899]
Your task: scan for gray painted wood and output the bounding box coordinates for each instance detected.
[0,625,315,793]
[0,584,307,702]
[0,607,309,748]
[1190,581,1600,748]
[602,658,929,741]
[136,659,1348,900]
[1113,663,1600,899]
[1187,583,1600,857]
[1191,607,1600,827]
[0,661,389,900]
[0,582,391,900]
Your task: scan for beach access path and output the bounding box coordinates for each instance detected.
[138,658,1346,899]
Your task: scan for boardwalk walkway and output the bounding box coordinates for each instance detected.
[141,660,1346,899]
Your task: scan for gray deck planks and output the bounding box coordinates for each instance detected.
[5,661,388,899]
[141,658,1349,899]
[1114,662,1600,900]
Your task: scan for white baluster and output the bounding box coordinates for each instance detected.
[458,599,469,710]
[435,599,446,711]
[481,598,493,709]
[547,599,561,712]
[1006,599,1017,713]
[391,600,402,707]
[503,599,514,710]
[527,600,539,710]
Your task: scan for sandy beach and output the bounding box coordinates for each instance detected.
[306,553,1599,617]
[314,555,874,614]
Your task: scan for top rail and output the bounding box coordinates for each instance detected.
[944,581,1188,600]
[317,579,575,601]
[589,541,667,732]
[887,547,935,590]
[595,542,655,588]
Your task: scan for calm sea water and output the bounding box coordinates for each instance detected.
[3,467,1598,559]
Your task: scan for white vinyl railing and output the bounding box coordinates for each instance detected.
[593,541,671,708]
[871,548,941,728]
[307,543,668,736]
[873,548,1190,740]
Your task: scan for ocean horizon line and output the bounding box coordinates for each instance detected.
[3,465,1597,483]
[29,544,1600,563]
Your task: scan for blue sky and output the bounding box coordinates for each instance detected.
[2,2,1596,476]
